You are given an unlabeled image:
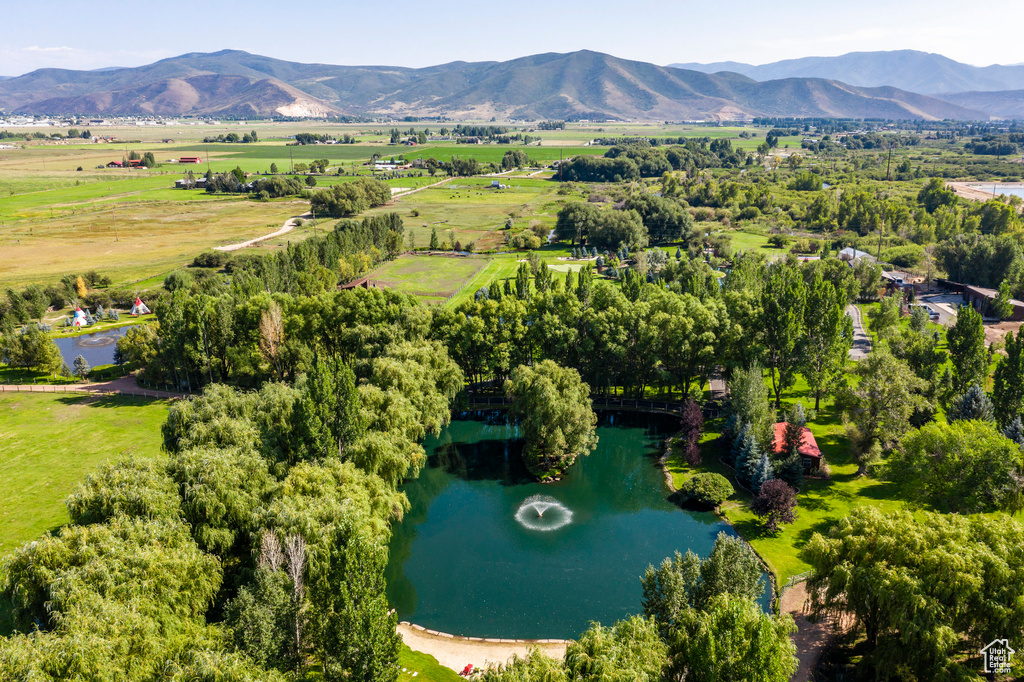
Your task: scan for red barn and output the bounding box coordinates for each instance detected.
[773,422,822,471]
[178,156,202,164]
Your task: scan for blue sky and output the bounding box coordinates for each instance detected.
[3,0,1023,75]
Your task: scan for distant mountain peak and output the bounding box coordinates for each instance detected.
[668,50,1024,95]
[0,49,991,120]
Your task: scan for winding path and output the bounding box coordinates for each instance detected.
[213,212,312,252]
[846,304,871,360]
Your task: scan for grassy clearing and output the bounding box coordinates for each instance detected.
[0,392,169,555]
[399,644,461,682]
[447,255,527,307]
[372,255,488,303]
[0,196,306,288]
[366,179,564,252]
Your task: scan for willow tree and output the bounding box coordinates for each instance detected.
[505,360,598,478]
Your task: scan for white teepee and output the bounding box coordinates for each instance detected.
[130,297,151,316]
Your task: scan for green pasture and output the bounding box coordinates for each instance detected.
[447,255,527,307]
[0,392,170,555]
[371,255,489,303]
[366,179,564,251]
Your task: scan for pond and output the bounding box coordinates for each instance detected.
[967,183,1024,200]
[384,411,770,640]
[53,325,132,368]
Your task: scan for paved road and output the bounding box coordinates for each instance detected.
[847,304,871,360]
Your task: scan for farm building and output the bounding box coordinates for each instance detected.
[773,422,822,472]
[838,247,876,265]
[964,285,1024,321]
[106,160,122,167]
[178,156,202,164]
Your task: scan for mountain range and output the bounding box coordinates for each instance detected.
[670,50,1024,94]
[0,49,1011,121]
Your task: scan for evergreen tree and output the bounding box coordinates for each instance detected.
[749,450,774,494]
[72,354,90,381]
[776,450,804,488]
[1003,415,1024,449]
[429,227,439,250]
[675,247,683,260]
[947,384,994,423]
[734,428,759,489]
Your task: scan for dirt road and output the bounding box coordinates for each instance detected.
[213,213,311,252]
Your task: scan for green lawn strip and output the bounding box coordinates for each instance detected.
[399,644,462,682]
[0,392,170,555]
[447,255,527,307]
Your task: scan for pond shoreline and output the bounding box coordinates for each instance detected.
[657,435,780,612]
[397,622,568,674]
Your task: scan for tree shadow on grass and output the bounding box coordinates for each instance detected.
[54,394,165,410]
[794,517,842,546]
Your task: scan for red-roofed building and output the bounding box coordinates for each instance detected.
[773,422,822,471]
[178,156,202,164]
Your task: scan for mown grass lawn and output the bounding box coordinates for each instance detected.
[399,644,462,682]
[0,392,170,555]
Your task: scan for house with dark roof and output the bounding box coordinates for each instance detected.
[773,422,822,472]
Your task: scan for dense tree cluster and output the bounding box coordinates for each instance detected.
[805,508,1024,681]
[310,177,392,217]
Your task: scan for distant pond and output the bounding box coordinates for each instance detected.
[384,411,770,640]
[53,325,132,368]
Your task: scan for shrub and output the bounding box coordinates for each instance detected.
[751,479,797,532]
[679,473,734,508]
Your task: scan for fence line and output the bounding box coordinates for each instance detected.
[0,383,177,401]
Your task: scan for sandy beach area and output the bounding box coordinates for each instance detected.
[948,181,1024,202]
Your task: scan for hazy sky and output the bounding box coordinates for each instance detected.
[3,0,1023,76]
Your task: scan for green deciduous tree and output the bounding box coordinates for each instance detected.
[804,508,1024,681]
[760,263,806,408]
[888,420,1024,513]
[307,529,401,682]
[66,457,180,526]
[946,304,988,395]
[668,595,797,682]
[801,269,852,410]
[505,360,598,477]
[841,351,925,471]
[642,532,764,630]
[294,355,364,462]
[993,329,1024,427]
[564,616,667,682]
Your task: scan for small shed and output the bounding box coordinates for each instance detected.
[773,422,822,472]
